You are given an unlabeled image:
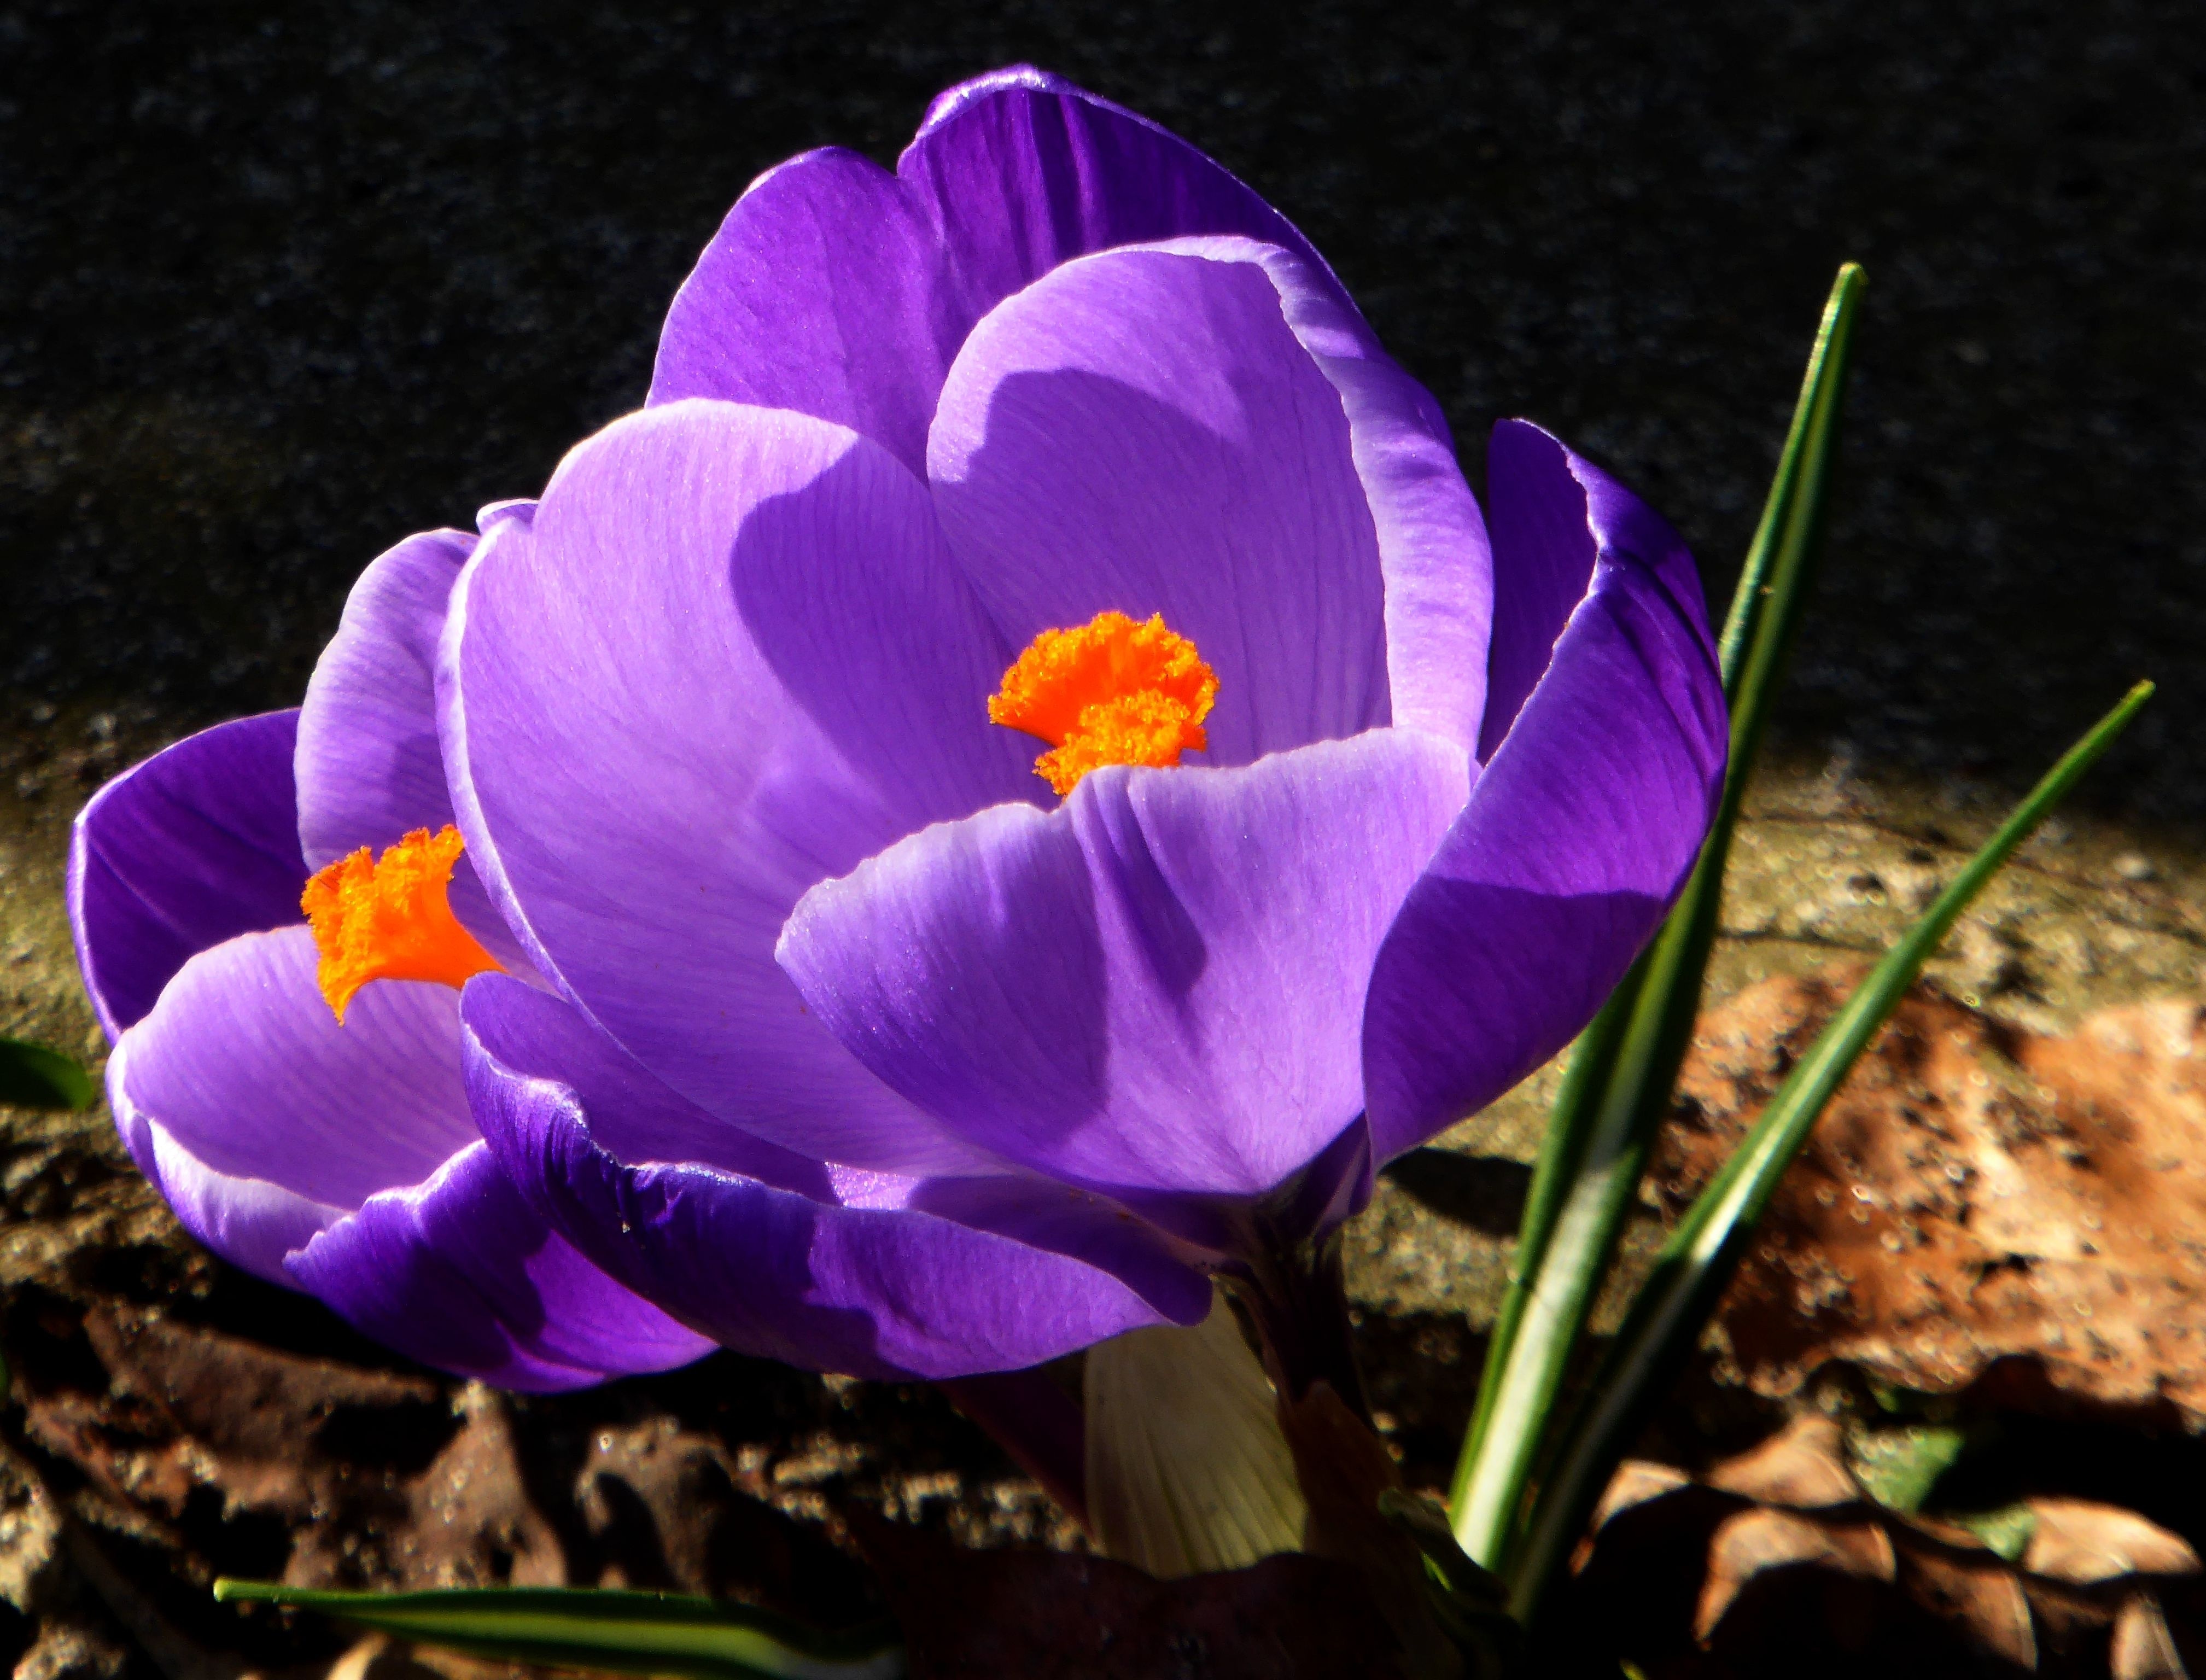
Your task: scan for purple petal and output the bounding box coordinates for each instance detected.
[927,242,1391,763]
[902,69,1350,341]
[70,710,309,1040]
[1239,242,1492,751]
[1362,425,1726,1160]
[442,400,1030,1173]
[292,527,524,970]
[110,925,480,1213]
[1479,421,1607,757]
[295,529,473,867]
[648,149,952,474]
[778,730,1470,1208]
[648,68,1350,475]
[107,1102,343,1286]
[288,1141,713,1393]
[462,975,1198,1380]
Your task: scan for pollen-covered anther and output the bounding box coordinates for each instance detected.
[988,610,1219,796]
[300,825,502,1023]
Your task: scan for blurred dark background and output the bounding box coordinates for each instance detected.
[2,1,2199,817]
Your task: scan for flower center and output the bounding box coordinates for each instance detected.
[988,610,1219,796]
[300,825,502,1022]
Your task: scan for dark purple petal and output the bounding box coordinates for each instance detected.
[1362,425,1726,1160]
[648,68,1350,474]
[927,242,1391,763]
[462,975,1198,1379]
[1477,421,1606,757]
[292,527,524,969]
[649,149,953,474]
[69,710,309,1040]
[902,69,1350,341]
[442,400,1029,1173]
[110,925,480,1212]
[778,730,1469,1208]
[289,1141,713,1392]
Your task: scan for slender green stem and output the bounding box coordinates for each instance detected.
[1448,265,1864,1567]
[212,1582,903,1680]
[1504,681,2154,1623]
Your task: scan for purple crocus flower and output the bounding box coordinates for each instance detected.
[72,515,1175,1385]
[434,68,1729,1382]
[66,528,713,1391]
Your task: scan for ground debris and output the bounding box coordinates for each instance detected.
[1565,1413,2206,1677]
[850,1512,1409,1680]
[0,1260,1027,1678]
[1656,973,2206,1425]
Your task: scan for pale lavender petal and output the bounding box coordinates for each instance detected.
[1362,426,1726,1159]
[295,529,473,868]
[105,1091,343,1286]
[112,925,480,1210]
[69,710,308,1040]
[441,400,1028,1173]
[289,1142,713,1392]
[463,975,1198,1380]
[1215,238,1494,750]
[649,68,1353,474]
[778,730,1470,1206]
[474,498,536,534]
[292,528,524,970]
[927,243,1391,763]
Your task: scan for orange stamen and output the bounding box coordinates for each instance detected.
[300,825,501,1023]
[988,610,1218,796]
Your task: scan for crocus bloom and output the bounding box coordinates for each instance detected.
[74,506,1179,1384]
[438,68,1728,1374]
[67,522,730,1389]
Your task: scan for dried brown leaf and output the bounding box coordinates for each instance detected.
[2112,1591,2190,1680]
[1893,1532,2037,1667]
[1694,1507,1895,1639]
[1592,1461,1694,1532]
[1656,976,2206,1424]
[2026,1499,2202,1586]
[1701,1414,1858,1510]
[1575,1422,2206,1674]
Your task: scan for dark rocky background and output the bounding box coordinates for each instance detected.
[1,0,2200,816]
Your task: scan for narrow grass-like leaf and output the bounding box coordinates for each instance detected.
[1448,265,1865,1567]
[0,1035,97,1111]
[1505,680,2154,1621]
[211,1582,903,1680]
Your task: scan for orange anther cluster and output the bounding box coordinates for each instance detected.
[988,610,1219,796]
[300,825,501,1023]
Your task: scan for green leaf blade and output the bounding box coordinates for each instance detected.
[0,1035,98,1110]
[1447,264,1866,1570]
[1504,679,2154,1623]
[211,1583,904,1680]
